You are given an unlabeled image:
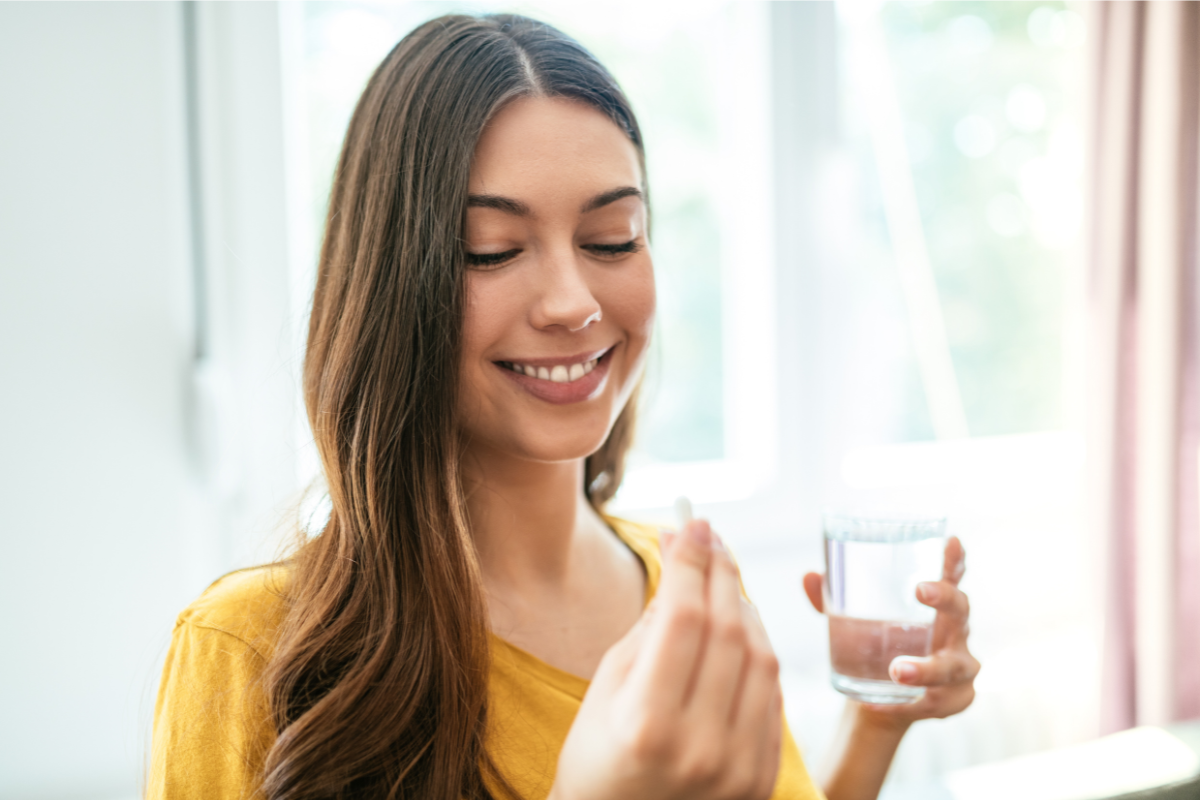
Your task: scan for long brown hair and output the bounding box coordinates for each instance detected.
[262,14,646,800]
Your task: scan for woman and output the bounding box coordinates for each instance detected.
[149,14,978,800]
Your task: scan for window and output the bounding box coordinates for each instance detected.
[793,2,1095,786]
[835,1,1085,444]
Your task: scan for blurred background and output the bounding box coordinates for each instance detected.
[2,2,1197,799]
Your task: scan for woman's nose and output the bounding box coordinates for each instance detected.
[531,250,602,332]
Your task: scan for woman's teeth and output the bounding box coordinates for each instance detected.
[507,358,599,383]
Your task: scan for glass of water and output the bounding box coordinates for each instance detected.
[822,513,947,704]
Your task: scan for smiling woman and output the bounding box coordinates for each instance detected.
[459,96,654,462]
[148,12,974,800]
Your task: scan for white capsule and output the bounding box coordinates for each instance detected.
[569,363,585,381]
[550,365,569,383]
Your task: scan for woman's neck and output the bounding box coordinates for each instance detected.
[460,442,646,678]
[462,444,606,590]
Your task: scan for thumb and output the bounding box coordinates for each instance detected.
[802,572,825,613]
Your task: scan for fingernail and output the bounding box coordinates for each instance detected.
[711,533,728,555]
[917,582,940,603]
[685,519,711,546]
[891,661,918,683]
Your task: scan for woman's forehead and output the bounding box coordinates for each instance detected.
[469,96,642,198]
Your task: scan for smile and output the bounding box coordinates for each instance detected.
[493,347,615,405]
[498,355,600,383]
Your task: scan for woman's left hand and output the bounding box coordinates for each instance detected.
[802,536,979,728]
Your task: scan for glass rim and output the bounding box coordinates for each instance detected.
[822,512,947,543]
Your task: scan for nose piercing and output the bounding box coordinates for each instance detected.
[572,309,601,332]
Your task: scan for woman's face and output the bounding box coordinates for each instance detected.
[458,96,655,466]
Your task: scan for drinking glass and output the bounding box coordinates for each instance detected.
[822,513,947,704]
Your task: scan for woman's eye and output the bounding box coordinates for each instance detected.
[583,240,643,259]
[466,248,521,269]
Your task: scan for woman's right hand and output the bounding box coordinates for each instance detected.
[550,520,784,800]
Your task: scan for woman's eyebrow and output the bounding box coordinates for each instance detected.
[581,186,642,213]
[466,194,530,216]
[465,186,642,217]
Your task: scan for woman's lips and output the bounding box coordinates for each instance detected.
[494,347,614,405]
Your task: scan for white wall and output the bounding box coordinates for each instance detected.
[0,4,299,798]
[0,3,193,796]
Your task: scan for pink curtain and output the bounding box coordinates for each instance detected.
[1089,1,1200,731]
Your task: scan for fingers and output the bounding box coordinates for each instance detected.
[687,540,747,716]
[729,599,780,724]
[942,536,966,585]
[916,580,968,617]
[889,650,980,688]
[629,519,713,708]
[751,687,784,799]
[624,522,788,799]
[917,578,971,649]
[802,572,824,613]
[731,601,783,799]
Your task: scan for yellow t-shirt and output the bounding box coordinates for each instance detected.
[148,518,825,800]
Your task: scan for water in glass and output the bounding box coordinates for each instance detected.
[823,516,946,704]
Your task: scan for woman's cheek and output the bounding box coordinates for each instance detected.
[457,271,516,422]
[609,258,656,344]
[462,270,521,350]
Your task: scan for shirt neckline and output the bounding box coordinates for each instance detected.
[488,516,661,699]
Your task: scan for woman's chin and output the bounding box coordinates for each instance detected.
[471,424,612,466]
[521,433,612,465]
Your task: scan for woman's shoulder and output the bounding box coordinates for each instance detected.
[151,565,289,798]
[174,563,292,662]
